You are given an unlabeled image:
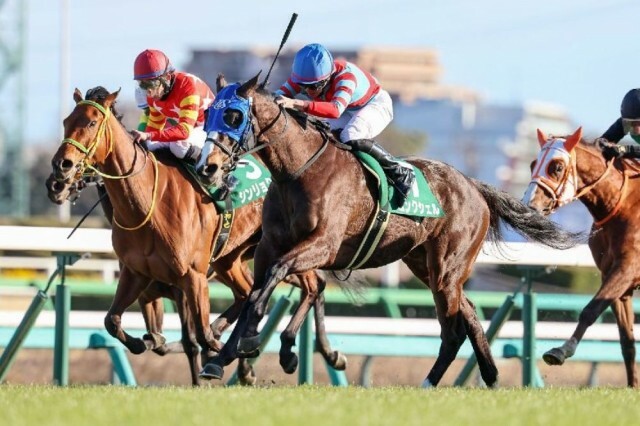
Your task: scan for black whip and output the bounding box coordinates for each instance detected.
[260,12,298,90]
[67,190,108,239]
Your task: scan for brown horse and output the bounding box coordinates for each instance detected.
[196,73,583,386]
[523,127,640,387]
[47,88,350,384]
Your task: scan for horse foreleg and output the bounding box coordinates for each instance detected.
[180,271,221,363]
[278,271,319,374]
[210,258,252,339]
[172,286,202,386]
[313,291,348,371]
[543,270,631,367]
[238,242,332,356]
[611,292,638,387]
[137,282,168,352]
[105,267,151,354]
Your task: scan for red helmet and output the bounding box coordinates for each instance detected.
[133,49,175,80]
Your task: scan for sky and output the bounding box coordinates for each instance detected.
[19,0,640,144]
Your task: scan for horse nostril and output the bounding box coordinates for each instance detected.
[203,164,218,177]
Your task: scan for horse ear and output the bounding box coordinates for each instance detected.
[73,88,84,104]
[237,71,262,98]
[536,129,548,147]
[563,127,582,151]
[103,88,121,109]
[216,73,228,93]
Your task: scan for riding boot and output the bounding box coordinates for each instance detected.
[183,145,203,165]
[347,139,415,201]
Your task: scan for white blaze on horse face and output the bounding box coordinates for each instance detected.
[523,138,577,211]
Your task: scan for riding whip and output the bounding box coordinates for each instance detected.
[260,12,298,89]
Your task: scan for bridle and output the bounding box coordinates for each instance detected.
[213,101,329,182]
[532,140,626,227]
[60,99,159,231]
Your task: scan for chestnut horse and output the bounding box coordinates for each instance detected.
[196,73,582,386]
[523,127,640,387]
[47,88,350,384]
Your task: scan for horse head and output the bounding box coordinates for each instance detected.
[49,88,120,188]
[47,88,121,203]
[197,72,269,186]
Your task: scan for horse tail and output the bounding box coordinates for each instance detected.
[470,178,585,250]
[320,270,370,305]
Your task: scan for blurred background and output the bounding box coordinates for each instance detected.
[1,0,638,226]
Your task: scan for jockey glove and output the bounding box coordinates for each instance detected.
[602,143,640,160]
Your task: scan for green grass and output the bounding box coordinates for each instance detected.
[2,385,640,426]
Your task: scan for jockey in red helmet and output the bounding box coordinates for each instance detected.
[131,49,215,163]
[274,43,415,202]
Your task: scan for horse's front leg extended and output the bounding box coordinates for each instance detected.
[238,239,334,356]
[104,267,151,354]
[543,267,633,366]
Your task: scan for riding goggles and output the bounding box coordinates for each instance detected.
[298,79,328,91]
[622,118,640,134]
[138,78,162,91]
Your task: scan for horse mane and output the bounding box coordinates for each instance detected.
[85,86,124,122]
[256,86,339,143]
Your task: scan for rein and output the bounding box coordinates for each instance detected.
[572,145,627,227]
[227,104,328,182]
[61,99,159,231]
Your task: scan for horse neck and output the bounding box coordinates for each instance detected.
[256,105,328,181]
[575,146,625,219]
[100,116,158,222]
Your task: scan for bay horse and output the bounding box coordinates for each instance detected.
[523,127,640,387]
[47,88,351,384]
[196,73,583,386]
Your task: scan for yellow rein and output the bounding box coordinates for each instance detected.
[62,99,159,231]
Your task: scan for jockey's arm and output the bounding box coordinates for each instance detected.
[146,95,200,142]
[601,118,625,143]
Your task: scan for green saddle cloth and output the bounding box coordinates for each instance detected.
[182,156,272,212]
[355,152,444,218]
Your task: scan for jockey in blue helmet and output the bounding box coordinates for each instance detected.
[275,43,415,202]
[601,88,640,159]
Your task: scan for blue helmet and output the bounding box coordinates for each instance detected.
[291,43,334,84]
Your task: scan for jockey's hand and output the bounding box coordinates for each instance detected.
[601,144,625,160]
[275,96,306,111]
[130,130,150,144]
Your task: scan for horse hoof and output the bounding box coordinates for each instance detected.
[143,333,166,350]
[238,368,257,386]
[331,351,348,371]
[199,362,224,380]
[543,348,566,365]
[129,338,148,355]
[237,335,261,356]
[280,353,299,374]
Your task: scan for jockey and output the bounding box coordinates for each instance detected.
[601,88,640,159]
[274,43,415,201]
[130,49,215,163]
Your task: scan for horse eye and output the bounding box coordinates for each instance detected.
[88,120,97,128]
[223,109,242,129]
[547,161,564,175]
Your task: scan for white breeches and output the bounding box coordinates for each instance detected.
[328,89,394,142]
[144,127,206,159]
